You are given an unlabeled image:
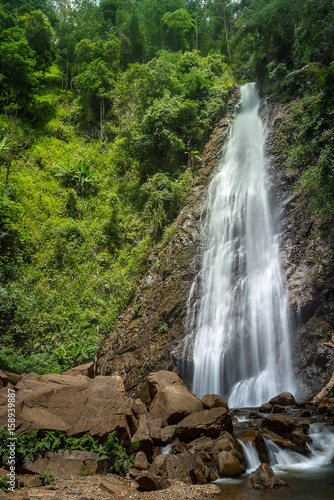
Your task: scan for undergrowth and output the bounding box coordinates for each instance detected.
[0,426,134,476]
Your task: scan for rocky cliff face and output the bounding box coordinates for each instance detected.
[97,91,239,394]
[97,93,334,402]
[262,97,334,400]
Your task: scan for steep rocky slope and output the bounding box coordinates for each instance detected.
[263,97,334,400]
[98,93,334,402]
[97,91,239,393]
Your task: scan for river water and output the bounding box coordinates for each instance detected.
[216,423,334,499]
[191,82,295,407]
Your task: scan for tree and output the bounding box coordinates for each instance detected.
[231,0,304,84]
[140,0,186,53]
[0,26,37,113]
[118,6,145,68]
[73,58,114,139]
[294,0,334,67]
[99,0,120,28]
[162,8,195,52]
[19,10,54,70]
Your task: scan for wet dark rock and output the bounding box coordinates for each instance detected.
[272,405,286,413]
[248,412,260,419]
[259,403,272,413]
[201,394,229,410]
[217,451,241,477]
[269,392,296,407]
[238,431,269,464]
[290,428,310,455]
[250,463,288,489]
[261,414,295,438]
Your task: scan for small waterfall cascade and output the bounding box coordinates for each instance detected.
[190,82,295,406]
[240,424,334,472]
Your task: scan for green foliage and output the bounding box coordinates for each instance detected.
[159,323,168,333]
[0,426,133,475]
[162,8,195,52]
[0,191,28,279]
[55,158,97,195]
[18,10,53,71]
[38,471,55,485]
[0,475,9,492]
[277,91,334,213]
[0,26,37,112]
[140,171,192,238]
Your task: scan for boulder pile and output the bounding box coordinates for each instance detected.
[0,367,328,492]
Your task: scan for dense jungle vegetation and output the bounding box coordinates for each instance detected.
[0,0,333,374]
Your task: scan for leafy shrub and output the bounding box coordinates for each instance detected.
[55,157,97,195]
[0,427,134,475]
[38,471,54,485]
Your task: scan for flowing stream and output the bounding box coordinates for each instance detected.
[216,423,334,500]
[190,83,295,406]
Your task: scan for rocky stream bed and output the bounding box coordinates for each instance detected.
[0,365,333,500]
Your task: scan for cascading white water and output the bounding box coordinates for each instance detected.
[239,424,334,473]
[265,424,334,469]
[191,83,295,407]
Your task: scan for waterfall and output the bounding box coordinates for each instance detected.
[190,83,295,407]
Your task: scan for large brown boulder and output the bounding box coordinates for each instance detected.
[133,452,149,471]
[131,400,153,458]
[18,450,100,476]
[213,432,243,460]
[0,371,23,386]
[147,417,162,442]
[0,371,8,388]
[269,392,296,407]
[201,394,228,410]
[149,384,203,425]
[150,451,213,484]
[259,402,272,413]
[250,463,287,489]
[160,425,177,445]
[261,415,295,438]
[63,362,95,379]
[217,451,241,477]
[175,407,233,442]
[0,373,137,444]
[146,371,185,402]
[289,428,310,455]
[188,432,242,463]
[135,471,170,491]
